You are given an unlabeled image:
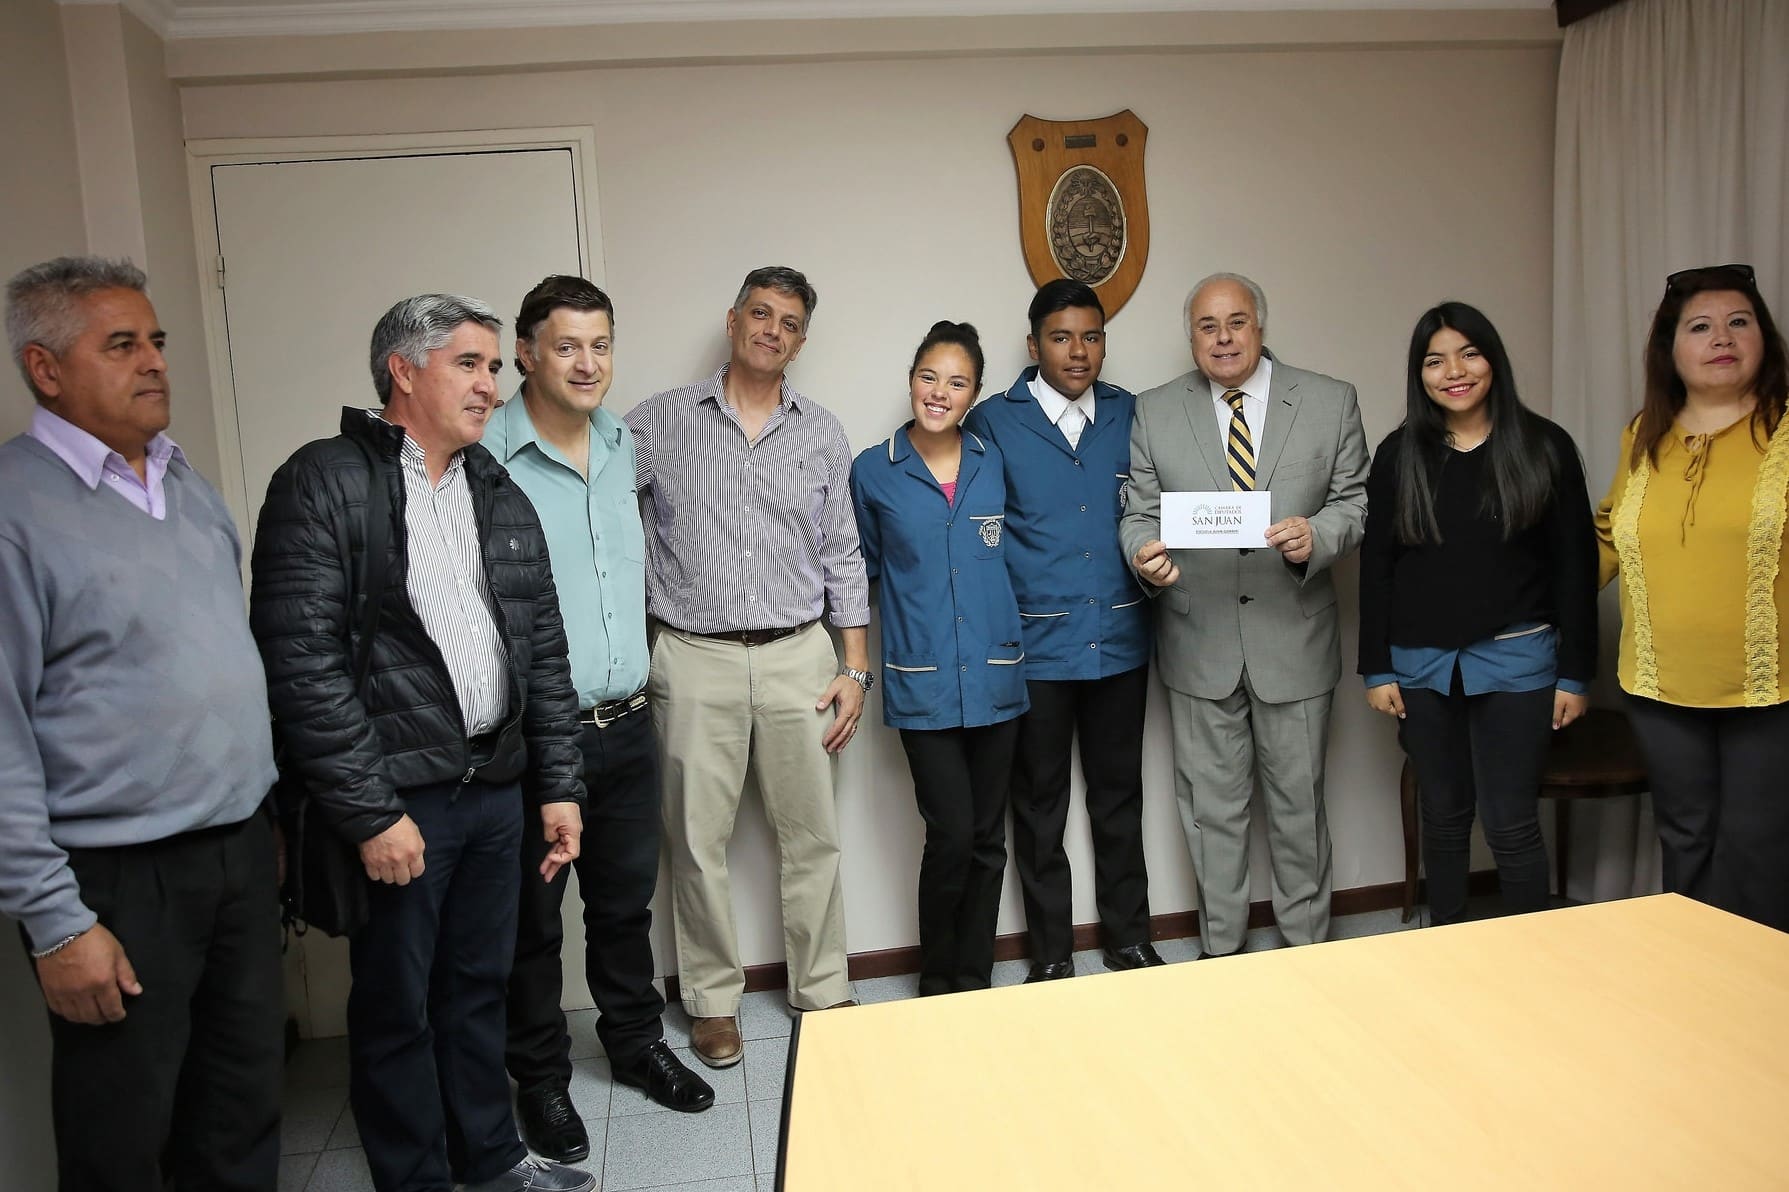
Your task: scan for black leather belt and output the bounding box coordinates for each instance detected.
[689,621,815,648]
[581,689,648,728]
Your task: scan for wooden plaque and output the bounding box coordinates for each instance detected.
[1008,110,1150,319]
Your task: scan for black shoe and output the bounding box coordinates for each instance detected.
[1103,942,1168,971]
[516,1087,590,1165]
[1024,960,1074,983]
[614,1039,716,1113]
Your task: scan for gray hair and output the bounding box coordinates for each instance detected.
[1184,271,1269,341]
[6,256,149,401]
[732,266,818,331]
[369,293,502,403]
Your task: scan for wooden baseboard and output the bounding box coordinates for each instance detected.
[663,871,1502,1002]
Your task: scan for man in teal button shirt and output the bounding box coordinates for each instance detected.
[487,277,714,1162]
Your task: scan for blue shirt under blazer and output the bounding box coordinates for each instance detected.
[850,426,1029,731]
[960,368,1151,681]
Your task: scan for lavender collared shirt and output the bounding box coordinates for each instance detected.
[625,365,869,634]
[28,406,185,520]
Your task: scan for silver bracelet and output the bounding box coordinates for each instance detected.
[29,930,88,960]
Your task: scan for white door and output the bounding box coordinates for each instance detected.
[211,147,587,532]
[206,145,601,1037]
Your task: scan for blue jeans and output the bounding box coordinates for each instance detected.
[348,777,528,1192]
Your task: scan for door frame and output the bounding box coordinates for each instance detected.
[185,126,603,536]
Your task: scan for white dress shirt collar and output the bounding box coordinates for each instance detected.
[1204,355,1273,407]
[1028,371,1097,428]
[1207,355,1273,444]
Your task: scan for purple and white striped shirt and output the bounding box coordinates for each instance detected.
[625,366,869,634]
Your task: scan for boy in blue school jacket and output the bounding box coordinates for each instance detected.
[960,280,1162,981]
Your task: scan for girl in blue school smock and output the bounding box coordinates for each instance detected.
[850,321,1028,997]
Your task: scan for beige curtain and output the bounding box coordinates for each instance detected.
[1551,0,1789,901]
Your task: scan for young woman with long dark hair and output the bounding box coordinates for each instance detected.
[1359,301,1597,925]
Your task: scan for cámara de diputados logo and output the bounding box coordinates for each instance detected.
[1183,501,1248,535]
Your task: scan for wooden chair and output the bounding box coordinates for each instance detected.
[1399,707,1650,921]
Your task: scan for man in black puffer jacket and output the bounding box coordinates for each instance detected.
[250,293,593,1192]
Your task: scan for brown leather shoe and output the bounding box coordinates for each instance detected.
[791,999,858,1013]
[689,1015,743,1068]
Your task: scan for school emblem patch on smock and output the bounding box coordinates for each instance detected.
[980,519,1002,549]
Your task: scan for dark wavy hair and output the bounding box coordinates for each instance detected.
[1631,265,1788,470]
[514,274,613,375]
[909,320,984,391]
[1396,301,1554,546]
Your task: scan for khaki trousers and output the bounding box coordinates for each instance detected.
[649,622,851,1016]
[1166,667,1334,956]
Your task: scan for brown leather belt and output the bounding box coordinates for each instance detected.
[580,689,648,728]
[688,621,815,648]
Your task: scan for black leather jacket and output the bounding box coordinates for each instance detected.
[250,408,583,844]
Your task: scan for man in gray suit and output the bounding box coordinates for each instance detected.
[1120,272,1368,957]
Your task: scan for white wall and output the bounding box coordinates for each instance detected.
[120,7,223,484]
[56,6,221,477]
[180,32,1560,981]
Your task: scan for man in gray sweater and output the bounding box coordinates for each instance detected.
[0,257,284,1191]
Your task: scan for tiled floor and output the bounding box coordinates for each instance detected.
[279,907,1423,1190]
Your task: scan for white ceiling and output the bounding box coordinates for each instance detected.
[61,0,1555,41]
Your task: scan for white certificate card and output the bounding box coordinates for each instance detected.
[1160,490,1273,549]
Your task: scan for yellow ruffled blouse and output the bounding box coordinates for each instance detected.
[1596,415,1789,708]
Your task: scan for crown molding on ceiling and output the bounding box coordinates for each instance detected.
[55,0,1552,42]
[162,6,1563,83]
[59,0,179,37]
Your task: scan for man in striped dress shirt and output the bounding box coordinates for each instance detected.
[625,266,871,1069]
[251,295,593,1192]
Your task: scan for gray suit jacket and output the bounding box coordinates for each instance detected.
[1120,356,1369,703]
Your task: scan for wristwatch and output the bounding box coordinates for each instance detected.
[843,667,875,691]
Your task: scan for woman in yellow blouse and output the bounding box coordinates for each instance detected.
[1597,264,1789,931]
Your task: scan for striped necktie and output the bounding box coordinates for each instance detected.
[1223,388,1255,491]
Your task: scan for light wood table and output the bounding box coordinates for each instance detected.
[778,896,1789,1190]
